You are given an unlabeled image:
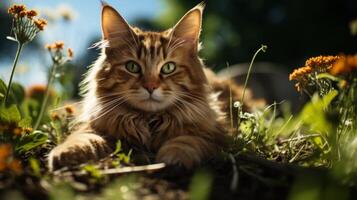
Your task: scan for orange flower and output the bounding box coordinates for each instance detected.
[12,127,23,136]
[330,54,357,75]
[67,48,74,58]
[8,159,22,174]
[0,144,12,160]
[26,10,38,19]
[23,127,33,134]
[19,10,27,18]
[45,44,54,51]
[34,18,47,31]
[64,105,75,114]
[0,161,6,171]
[289,66,312,81]
[27,84,46,98]
[54,41,64,50]
[45,41,65,51]
[8,4,26,15]
[305,55,340,72]
[51,112,61,121]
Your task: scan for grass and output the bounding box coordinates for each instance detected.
[1,3,357,200]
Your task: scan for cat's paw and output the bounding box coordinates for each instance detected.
[156,145,201,169]
[48,133,111,171]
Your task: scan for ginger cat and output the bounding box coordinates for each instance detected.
[48,3,260,170]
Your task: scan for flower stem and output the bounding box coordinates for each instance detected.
[241,45,268,103]
[34,63,57,130]
[237,45,267,130]
[5,42,24,105]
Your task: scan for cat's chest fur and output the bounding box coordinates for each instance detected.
[91,110,187,151]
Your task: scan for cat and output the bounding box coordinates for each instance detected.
[48,2,262,171]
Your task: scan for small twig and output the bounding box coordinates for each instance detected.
[289,144,306,163]
[280,133,321,143]
[55,163,166,177]
[235,154,326,175]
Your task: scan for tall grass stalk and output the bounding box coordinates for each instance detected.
[4,43,24,104]
[227,62,234,131]
[34,63,58,130]
[237,45,267,129]
[241,45,268,103]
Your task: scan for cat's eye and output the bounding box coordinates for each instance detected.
[125,61,141,73]
[161,62,176,75]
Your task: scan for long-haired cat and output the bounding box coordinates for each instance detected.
[48,2,260,170]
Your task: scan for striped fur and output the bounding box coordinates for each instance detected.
[48,3,233,170]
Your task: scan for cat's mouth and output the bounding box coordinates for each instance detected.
[143,96,162,103]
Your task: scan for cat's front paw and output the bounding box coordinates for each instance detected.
[48,133,111,171]
[156,145,201,169]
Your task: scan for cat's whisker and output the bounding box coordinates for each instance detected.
[175,96,209,121]
[81,94,127,115]
[50,101,84,112]
[174,91,207,104]
[171,95,207,121]
[171,100,201,130]
[107,30,139,51]
[86,98,127,123]
[87,93,137,123]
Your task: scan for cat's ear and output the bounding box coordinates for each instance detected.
[170,2,204,47]
[101,5,136,47]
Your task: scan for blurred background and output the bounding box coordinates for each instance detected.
[0,0,356,110]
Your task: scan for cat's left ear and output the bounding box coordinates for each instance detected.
[101,4,136,48]
[170,2,204,49]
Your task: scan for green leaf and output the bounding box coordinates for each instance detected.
[299,90,338,134]
[321,90,338,108]
[189,170,213,200]
[0,104,21,123]
[113,140,122,155]
[316,73,340,82]
[18,116,32,128]
[0,79,7,104]
[15,131,48,154]
[82,165,103,180]
[29,158,41,177]
[312,136,324,150]
[10,82,25,104]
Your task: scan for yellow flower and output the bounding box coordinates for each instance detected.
[54,41,64,50]
[12,127,23,136]
[67,48,74,58]
[8,4,26,15]
[24,127,33,134]
[26,10,38,19]
[19,11,27,18]
[64,105,75,114]
[51,112,61,121]
[45,41,65,51]
[34,18,48,31]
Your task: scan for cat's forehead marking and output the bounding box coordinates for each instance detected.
[135,31,169,62]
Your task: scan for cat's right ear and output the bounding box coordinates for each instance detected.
[101,5,135,47]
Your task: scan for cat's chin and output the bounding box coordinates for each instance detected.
[131,99,171,112]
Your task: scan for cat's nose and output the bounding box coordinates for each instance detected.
[143,82,159,94]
